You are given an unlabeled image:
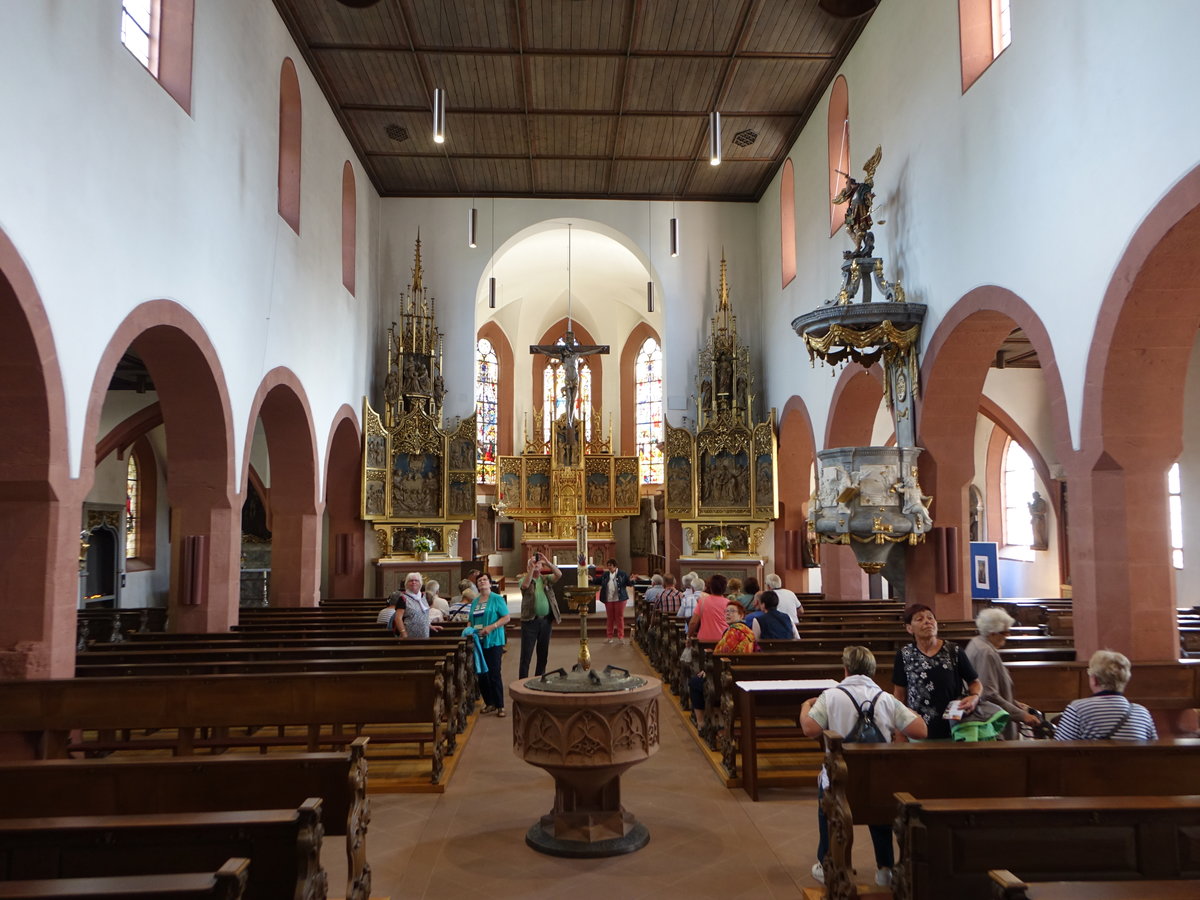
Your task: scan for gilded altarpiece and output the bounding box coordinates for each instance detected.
[665,258,778,556]
[361,239,476,574]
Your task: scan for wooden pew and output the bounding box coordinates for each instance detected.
[0,670,449,784]
[988,869,1200,899]
[0,738,371,900]
[818,734,1200,900]
[0,800,324,900]
[897,793,1200,900]
[0,858,249,900]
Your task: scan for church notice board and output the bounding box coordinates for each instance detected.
[970,541,999,600]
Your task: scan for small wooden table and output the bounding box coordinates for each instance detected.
[736,679,838,800]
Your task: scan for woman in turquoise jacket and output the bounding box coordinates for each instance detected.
[470,573,512,717]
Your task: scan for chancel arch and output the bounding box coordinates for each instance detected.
[0,228,74,681]
[915,288,1070,623]
[323,405,363,599]
[241,368,321,608]
[777,396,817,591]
[1075,161,1200,661]
[81,301,237,634]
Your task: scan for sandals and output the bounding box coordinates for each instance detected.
[481,705,497,714]
[497,709,507,718]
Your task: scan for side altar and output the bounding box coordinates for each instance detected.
[664,257,779,560]
[360,238,476,595]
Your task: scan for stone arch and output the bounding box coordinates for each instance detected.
[776,396,816,590]
[0,228,74,680]
[915,287,1069,619]
[81,300,237,633]
[323,404,363,599]
[1074,162,1200,660]
[242,368,320,607]
[477,320,514,461]
[619,322,662,458]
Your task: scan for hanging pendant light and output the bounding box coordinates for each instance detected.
[647,281,654,313]
[468,206,478,248]
[488,276,496,309]
[709,111,722,166]
[433,87,446,144]
[488,197,496,308]
[647,200,654,313]
[669,215,680,258]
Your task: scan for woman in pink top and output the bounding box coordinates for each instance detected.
[690,573,731,641]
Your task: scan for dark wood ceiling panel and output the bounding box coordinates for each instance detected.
[741,0,853,55]
[623,57,723,113]
[284,0,410,45]
[617,115,704,158]
[530,115,616,158]
[371,154,459,193]
[534,160,610,196]
[717,115,797,161]
[634,0,750,53]
[311,49,425,107]
[273,0,873,199]
[685,159,775,197]
[402,0,515,49]
[609,160,688,198]
[346,109,443,154]
[528,55,623,111]
[451,157,533,195]
[524,0,632,52]
[425,53,524,109]
[723,58,828,112]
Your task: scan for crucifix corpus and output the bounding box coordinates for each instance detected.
[530,330,609,468]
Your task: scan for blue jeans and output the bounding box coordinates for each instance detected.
[816,785,894,869]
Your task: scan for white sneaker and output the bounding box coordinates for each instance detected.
[811,862,824,884]
[875,868,892,887]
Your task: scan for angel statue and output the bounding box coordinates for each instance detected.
[831,145,885,258]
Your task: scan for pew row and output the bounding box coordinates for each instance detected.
[987,869,1200,899]
[0,800,325,900]
[0,671,448,784]
[0,857,249,900]
[819,733,1200,900]
[0,738,370,900]
[897,793,1200,900]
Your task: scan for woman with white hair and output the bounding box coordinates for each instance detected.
[1054,650,1158,741]
[965,607,1040,739]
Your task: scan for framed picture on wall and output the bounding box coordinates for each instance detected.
[970,541,999,600]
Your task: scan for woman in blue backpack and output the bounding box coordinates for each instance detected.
[800,646,927,888]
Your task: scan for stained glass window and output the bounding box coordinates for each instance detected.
[475,338,499,483]
[635,337,664,483]
[543,347,592,443]
[126,454,139,559]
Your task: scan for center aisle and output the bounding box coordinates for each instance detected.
[323,632,879,899]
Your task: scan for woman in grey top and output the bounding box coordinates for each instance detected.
[965,607,1040,740]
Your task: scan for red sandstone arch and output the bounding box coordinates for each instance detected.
[821,366,885,600]
[1075,162,1200,661]
[916,288,1070,620]
[477,321,515,463]
[81,301,238,634]
[618,322,662,458]
[242,369,320,607]
[0,228,75,681]
[776,396,816,590]
[323,405,364,598]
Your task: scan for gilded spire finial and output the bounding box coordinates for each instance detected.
[411,232,424,293]
[718,255,729,312]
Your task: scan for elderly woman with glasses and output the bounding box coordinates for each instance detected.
[965,607,1040,740]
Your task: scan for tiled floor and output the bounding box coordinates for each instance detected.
[323,634,885,899]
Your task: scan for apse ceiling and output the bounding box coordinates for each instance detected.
[271,0,876,201]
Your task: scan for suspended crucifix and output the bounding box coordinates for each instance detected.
[529,224,609,466]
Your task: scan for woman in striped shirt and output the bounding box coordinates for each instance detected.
[1054,649,1158,741]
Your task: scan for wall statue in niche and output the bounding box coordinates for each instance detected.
[700,450,749,506]
[391,452,442,517]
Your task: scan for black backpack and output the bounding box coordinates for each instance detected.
[837,687,886,743]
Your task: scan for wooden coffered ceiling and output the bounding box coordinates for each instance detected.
[271,0,875,201]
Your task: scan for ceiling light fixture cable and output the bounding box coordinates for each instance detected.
[709,0,721,166]
[647,200,654,313]
[433,3,447,144]
[468,85,477,247]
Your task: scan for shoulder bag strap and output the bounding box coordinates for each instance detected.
[1099,700,1134,739]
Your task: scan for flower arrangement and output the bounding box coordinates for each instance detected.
[412,535,436,554]
[706,534,731,551]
